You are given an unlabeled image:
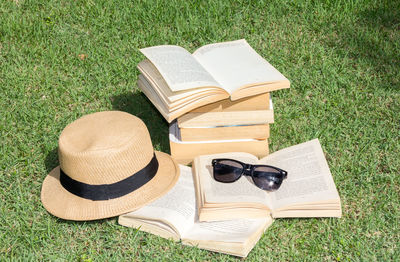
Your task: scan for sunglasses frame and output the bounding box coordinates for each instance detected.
[211,158,288,189]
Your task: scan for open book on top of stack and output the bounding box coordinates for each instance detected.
[137,39,290,122]
[119,165,273,258]
[193,139,342,222]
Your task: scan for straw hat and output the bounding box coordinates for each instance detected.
[41,111,180,221]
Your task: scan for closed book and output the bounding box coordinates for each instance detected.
[191,93,270,113]
[180,124,270,142]
[177,97,274,128]
[169,121,269,165]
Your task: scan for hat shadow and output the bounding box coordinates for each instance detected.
[110,91,170,153]
[44,147,59,174]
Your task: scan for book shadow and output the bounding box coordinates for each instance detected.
[111,91,170,153]
[320,4,399,90]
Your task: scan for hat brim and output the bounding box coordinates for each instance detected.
[41,151,180,221]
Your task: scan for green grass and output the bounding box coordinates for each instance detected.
[1,0,399,260]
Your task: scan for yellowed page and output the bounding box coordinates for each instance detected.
[192,39,288,94]
[120,164,273,257]
[140,45,220,91]
[198,207,270,222]
[138,74,223,112]
[272,209,342,218]
[138,76,229,122]
[119,166,195,238]
[138,76,169,112]
[182,216,273,257]
[138,60,223,104]
[183,216,271,243]
[118,216,180,241]
[196,153,271,207]
[260,139,341,212]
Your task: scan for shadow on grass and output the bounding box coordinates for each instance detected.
[111,91,170,153]
[360,4,399,30]
[54,216,116,225]
[44,147,58,174]
[323,4,399,90]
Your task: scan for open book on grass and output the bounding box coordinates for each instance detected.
[138,39,290,122]
[119,165,273,257]
[193,139,342,222]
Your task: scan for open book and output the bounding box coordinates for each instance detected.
[138,39,290,122]
[193,139,342,221]
[119,165,273,257]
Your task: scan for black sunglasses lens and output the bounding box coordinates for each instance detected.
[213,160,243,182]
[252,166,284,191]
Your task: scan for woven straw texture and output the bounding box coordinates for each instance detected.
[41,111,180,221]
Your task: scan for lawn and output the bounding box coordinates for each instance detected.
[1,0,399,260]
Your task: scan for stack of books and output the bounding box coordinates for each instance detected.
[170,93,274,164]
[136,39,290,164]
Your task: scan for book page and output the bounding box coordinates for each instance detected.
[118,217,180,240]
[120,165,196,237]
[138,74,221,113]
[182,216,271,242]
[138,60,223,104]
[192,39,288,94]
[260,139,341,210]
[140,45,221,91]
[197,153,271,207]
[138,76,169,115]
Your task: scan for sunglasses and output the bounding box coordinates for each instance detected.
[211,159,288,191]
